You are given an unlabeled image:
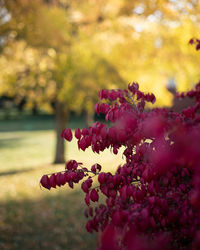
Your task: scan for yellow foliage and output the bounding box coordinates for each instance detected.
[0,0,200,110]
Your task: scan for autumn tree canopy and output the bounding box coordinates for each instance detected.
[0,0,200,163]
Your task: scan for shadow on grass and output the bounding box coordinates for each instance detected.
[0,137,25,149]
[0,116,55,132]
[0,115,86,132]
[0,190,97,250]
[0,168,35,177]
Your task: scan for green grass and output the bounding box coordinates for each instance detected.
[0,113,86,132]
[0,118,124,250]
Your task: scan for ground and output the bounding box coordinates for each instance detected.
[0,115,124,250]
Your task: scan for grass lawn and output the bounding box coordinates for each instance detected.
[0,117,124,250]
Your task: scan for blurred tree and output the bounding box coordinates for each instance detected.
[0,0,125,163]
[47,40,125,163]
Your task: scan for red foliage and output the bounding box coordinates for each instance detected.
[189,38,200,50]
[40,42,200,249]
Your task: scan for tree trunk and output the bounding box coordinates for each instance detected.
[53,100,69,164]
[32,102,38,115]
[84,109,94,127]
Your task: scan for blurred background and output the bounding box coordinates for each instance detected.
[0,0,200,249]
